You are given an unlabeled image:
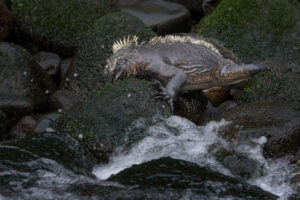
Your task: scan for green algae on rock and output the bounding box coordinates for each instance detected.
[54,79,169,163]
[60,11,156,98]
[198,0,300,63]
[11,0,119,56]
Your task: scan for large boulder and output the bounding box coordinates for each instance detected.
[54,12,156,108]
[10,0,118,56]
[198,0,300,64]
[109,157,278,199]
[222,101,300,158]
[0,0,13,41]
[119,0,191,35]
[53,79,170,163]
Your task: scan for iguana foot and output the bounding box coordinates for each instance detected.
[153,81,175,112]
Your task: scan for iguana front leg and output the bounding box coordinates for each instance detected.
[147,61,187,112]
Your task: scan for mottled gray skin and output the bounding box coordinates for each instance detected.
[105,42,265,109]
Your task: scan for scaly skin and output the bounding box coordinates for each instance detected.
[105,41,265,110]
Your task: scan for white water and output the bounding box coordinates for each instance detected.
[93,115,296,197]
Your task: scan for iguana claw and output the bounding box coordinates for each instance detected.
[153,81,175,112]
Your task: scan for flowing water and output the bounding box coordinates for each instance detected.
[93,115,297,198]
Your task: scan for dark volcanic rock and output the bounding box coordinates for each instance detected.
[109,157,278,199]
[33,51,61,84]
[1,131,96,176]
[165,0,203,14]
[119,0,191,35]
[11,0,118,56]
[54,79,170,163]
[223,101,300,158]
[0,0,13,41]
[0,42,55,122]
[6,115,36,139]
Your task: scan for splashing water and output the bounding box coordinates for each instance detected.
[93,115,296,197]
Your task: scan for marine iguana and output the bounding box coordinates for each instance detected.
[104,35,265,110]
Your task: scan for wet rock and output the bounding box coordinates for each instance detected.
[6,115,36,139]
[1,131,96,176]
[0,95,33,128]
[174,90,208,125]
[223,101,300,158]
[198,0,300,64]
[0,0,13,41]
[218,100,237,111]
[164,0,203,14]
[203,86,230,107]
[33,51,61,84]
[50,89,80,110]
[53,79,170,163]
[34,112,60,132]
[11,0,118,57]
[0,42,52,116]
[60,11,156,100]
[120,0,191,35]
[109,157,278,199]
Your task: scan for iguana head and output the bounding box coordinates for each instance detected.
[104,48,143,81]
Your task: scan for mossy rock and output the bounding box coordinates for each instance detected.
[61,11,156,98]
[239,61,300,105]
[198,0,300,63]
[11,0,119,56]
[53,79,170,162]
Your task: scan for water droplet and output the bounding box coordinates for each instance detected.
[23,71,27,75]
[101,45,104,48]
[66,78,70,81]
[78,134,83,139]
[30,79,34,82]
[73,73,78,78]
[127,93,131,98]
[45,90,49,94]
[58,109,62,113]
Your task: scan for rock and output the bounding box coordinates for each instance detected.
[59,57,73,82]
[203,86,230,107]
[239,61,300,105]
[34,112,60,132]
[33,51,61,84]
[119,0,191,35]
[202,0,222,15]
[218,100,237,111]
[6,115,36,139]
[11,0,118,57]
[0,42,52,118]
[1,131,96,176]
[164,0,203,14]
[108,157,278,199]
[198,0,300,64]
[174,90,208,125]
[223,101,300,158]
[53,79,170,163]
[0,0,13,41]
[60,11,156,101]
[50,89,80,110]
[0,110,7,139]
